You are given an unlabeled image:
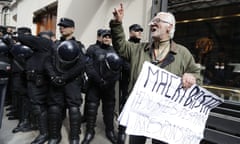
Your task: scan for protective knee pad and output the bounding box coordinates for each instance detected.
[86,102,99,115]
[69,107,81,123]
[69,107,80,115]
[32,105,46,116]
[48,105,62,115]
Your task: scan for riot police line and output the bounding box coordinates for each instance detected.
[0,21,124,144]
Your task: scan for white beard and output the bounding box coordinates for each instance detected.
[151,29,163,40]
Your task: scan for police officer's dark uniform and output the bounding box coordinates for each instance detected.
[57,18,86,121]
[11,42,35,133]
[56,18,86,95]
[55,19,86,123]
[0,39,11,128]
[17,27,53,144]
[118,24,143,144]
[80,28,104,124]
[44,40,86,144]
[0,26,18,120]
[44,18,86,144]
[2,28,35,134]
[82,30,121,144]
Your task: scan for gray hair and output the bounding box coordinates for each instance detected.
[156,12,176,39]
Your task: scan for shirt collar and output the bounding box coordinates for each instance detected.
[144,39,178,54]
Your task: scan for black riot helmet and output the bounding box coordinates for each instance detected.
[57,40,80,63]
[0,39,9,55]
[99,52,121,81]
[10,43,33,59]
[104,52,121,72]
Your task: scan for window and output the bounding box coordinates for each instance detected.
[33,4,57,35]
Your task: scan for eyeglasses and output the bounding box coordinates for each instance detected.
[150,18,172,25]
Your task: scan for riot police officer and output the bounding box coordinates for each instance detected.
[17,27,53,144]
[0,26,11,110]
[0,25,17,115]
[2,28,36,133]
[82,30,121,144]
[45,40,87,144]
[57,17,86,124]
[80,28,104,124]
[10,42,35,133]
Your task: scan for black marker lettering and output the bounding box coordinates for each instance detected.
[156,71,169,94]
[184,86,200,107]
[144,66,159,92]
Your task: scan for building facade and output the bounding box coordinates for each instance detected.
[2,0,152,46]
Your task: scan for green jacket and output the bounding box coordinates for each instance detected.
[110,20,202,95]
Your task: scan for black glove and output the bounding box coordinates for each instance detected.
[51,76,66,87]
[100,78,107,85]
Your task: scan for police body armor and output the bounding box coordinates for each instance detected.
[87,43,121,85]
[55,40,80,74]
[48,40,82,144]
[11,43,33,70]
[11,43,34,59]
[99,52,121,83]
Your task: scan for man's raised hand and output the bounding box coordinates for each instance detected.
[112,3,124,22]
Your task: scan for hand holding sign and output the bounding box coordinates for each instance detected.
[119,61,223,144]
[182,73,196,89]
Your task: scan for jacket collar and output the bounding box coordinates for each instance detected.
[145,39,177,67]
[144,39,178,54]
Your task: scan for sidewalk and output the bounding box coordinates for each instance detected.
[0,91,152,144]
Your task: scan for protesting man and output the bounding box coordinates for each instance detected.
[110,3,202,144]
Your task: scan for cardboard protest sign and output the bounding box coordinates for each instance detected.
[118,61,223,144]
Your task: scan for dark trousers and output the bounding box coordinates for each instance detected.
[48,79,82,142]
[119,66,130,111]
[27,81,48,105]
[48,79,82,107]
[85,82,116,131]
[11,72,27,119]
[27,80,49,138]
